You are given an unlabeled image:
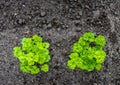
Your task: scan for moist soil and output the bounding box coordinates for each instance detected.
[0,0,120,85]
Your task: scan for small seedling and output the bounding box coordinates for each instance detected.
[13,35,51,74]
[67,32,106,71]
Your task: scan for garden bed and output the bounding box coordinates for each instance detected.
[0,0,120,85]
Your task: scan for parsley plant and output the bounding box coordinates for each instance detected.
[13,35,51,74]
[67,32,106,71]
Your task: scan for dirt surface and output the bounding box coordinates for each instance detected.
[0,0,120,85]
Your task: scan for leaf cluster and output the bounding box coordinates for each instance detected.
[67,32,106,71]
[13,35,51,74]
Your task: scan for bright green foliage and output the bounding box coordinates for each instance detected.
[67,32,106,71]
[13,35,51,74]
[41,64,49,72]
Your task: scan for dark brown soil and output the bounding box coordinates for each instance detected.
[0,0,120,85]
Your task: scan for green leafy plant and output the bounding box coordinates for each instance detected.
[67,32,106,71]
[13,35,51,74]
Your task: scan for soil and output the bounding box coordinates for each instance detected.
[0,0,120,85]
